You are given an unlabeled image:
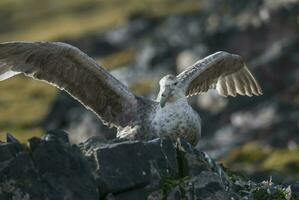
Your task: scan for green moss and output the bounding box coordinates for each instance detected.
[223,142,271,165]
[222,164,247,182]
[262,149,299,173]
[253,188,285,200]
[161,177,189,199]
[222,142,299,182]
[252,187,291,200]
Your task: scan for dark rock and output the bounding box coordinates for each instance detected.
[0,140,23,163]
[94,141,150,194]
[182,173,232,200]
[63,35,120,57]
[290,182,299,199]
[107,188,148,200]
[156,13,205,49]
[28,137,43,152]
[177,139,215,177]
[0,152,47,200]
[81,138,179,194]
[79,137,238,198]
[6,133,20,144]
[135,38,176,71]
[42,91,84,130]
[144,138,179,178]
[0,131,99,200]
[163,172,238,200]
[105,14,158,48]
[1,131,296,199]
[44,129,70,144]
[166,186,181,200]
[147,190,163,200]
[31,132,99,200]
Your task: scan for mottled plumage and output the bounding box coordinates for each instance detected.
[0,42,262,145]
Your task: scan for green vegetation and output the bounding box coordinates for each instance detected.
[222,142,299,181]
[161,176,189,199]
[0,0,200,42]
[252,187,291,200]
[0,76,57,142]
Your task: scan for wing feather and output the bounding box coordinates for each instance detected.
[226,75,237,97]
[232,74,245,96]
[216,77,227,97]
[177,51,262,98]
[244,66,262,95]
[0,41,139,128]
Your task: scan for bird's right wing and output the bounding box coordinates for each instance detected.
[177,51,262,97]
[0,41,139,128]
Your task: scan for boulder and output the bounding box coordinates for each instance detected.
[0,132,99,200]
[80,138,179,194]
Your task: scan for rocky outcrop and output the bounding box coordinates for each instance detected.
[0,132,99,200]
[0,131,296,200]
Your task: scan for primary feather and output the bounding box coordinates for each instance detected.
[0,41,138,127]
[177,51,262,97]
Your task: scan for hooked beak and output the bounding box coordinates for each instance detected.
[160,90,170,108]
[160,95,167,108]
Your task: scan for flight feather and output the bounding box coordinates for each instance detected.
[0,41,138,127]
[176,51,263,97]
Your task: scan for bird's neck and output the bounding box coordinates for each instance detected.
[156,89,185,102]
[160,95,188,108]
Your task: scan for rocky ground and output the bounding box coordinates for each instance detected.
[0,131,297,200]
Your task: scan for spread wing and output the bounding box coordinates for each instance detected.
[0,41,139,128]
[177,51,263,97]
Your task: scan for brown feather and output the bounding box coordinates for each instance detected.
[0,42,138,128]
[177,51,262,98]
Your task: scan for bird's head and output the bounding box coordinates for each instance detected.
[157,74,185,108]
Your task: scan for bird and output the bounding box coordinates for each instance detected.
[0,42,262,145]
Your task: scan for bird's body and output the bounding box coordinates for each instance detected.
[0,42,263,145]
[150,97,201,145]
[117,97,201,145]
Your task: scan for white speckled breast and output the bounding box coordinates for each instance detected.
[150,98,201,145]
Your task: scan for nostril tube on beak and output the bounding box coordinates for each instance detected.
[159,84,172,108]
[160,93,169,108]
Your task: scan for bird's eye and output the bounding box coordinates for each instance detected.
[174,82,178,86]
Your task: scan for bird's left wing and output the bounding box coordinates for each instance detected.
[0,41,139,128]
[176,51,263,97]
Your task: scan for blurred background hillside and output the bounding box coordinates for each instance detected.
[0,0,299,184]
